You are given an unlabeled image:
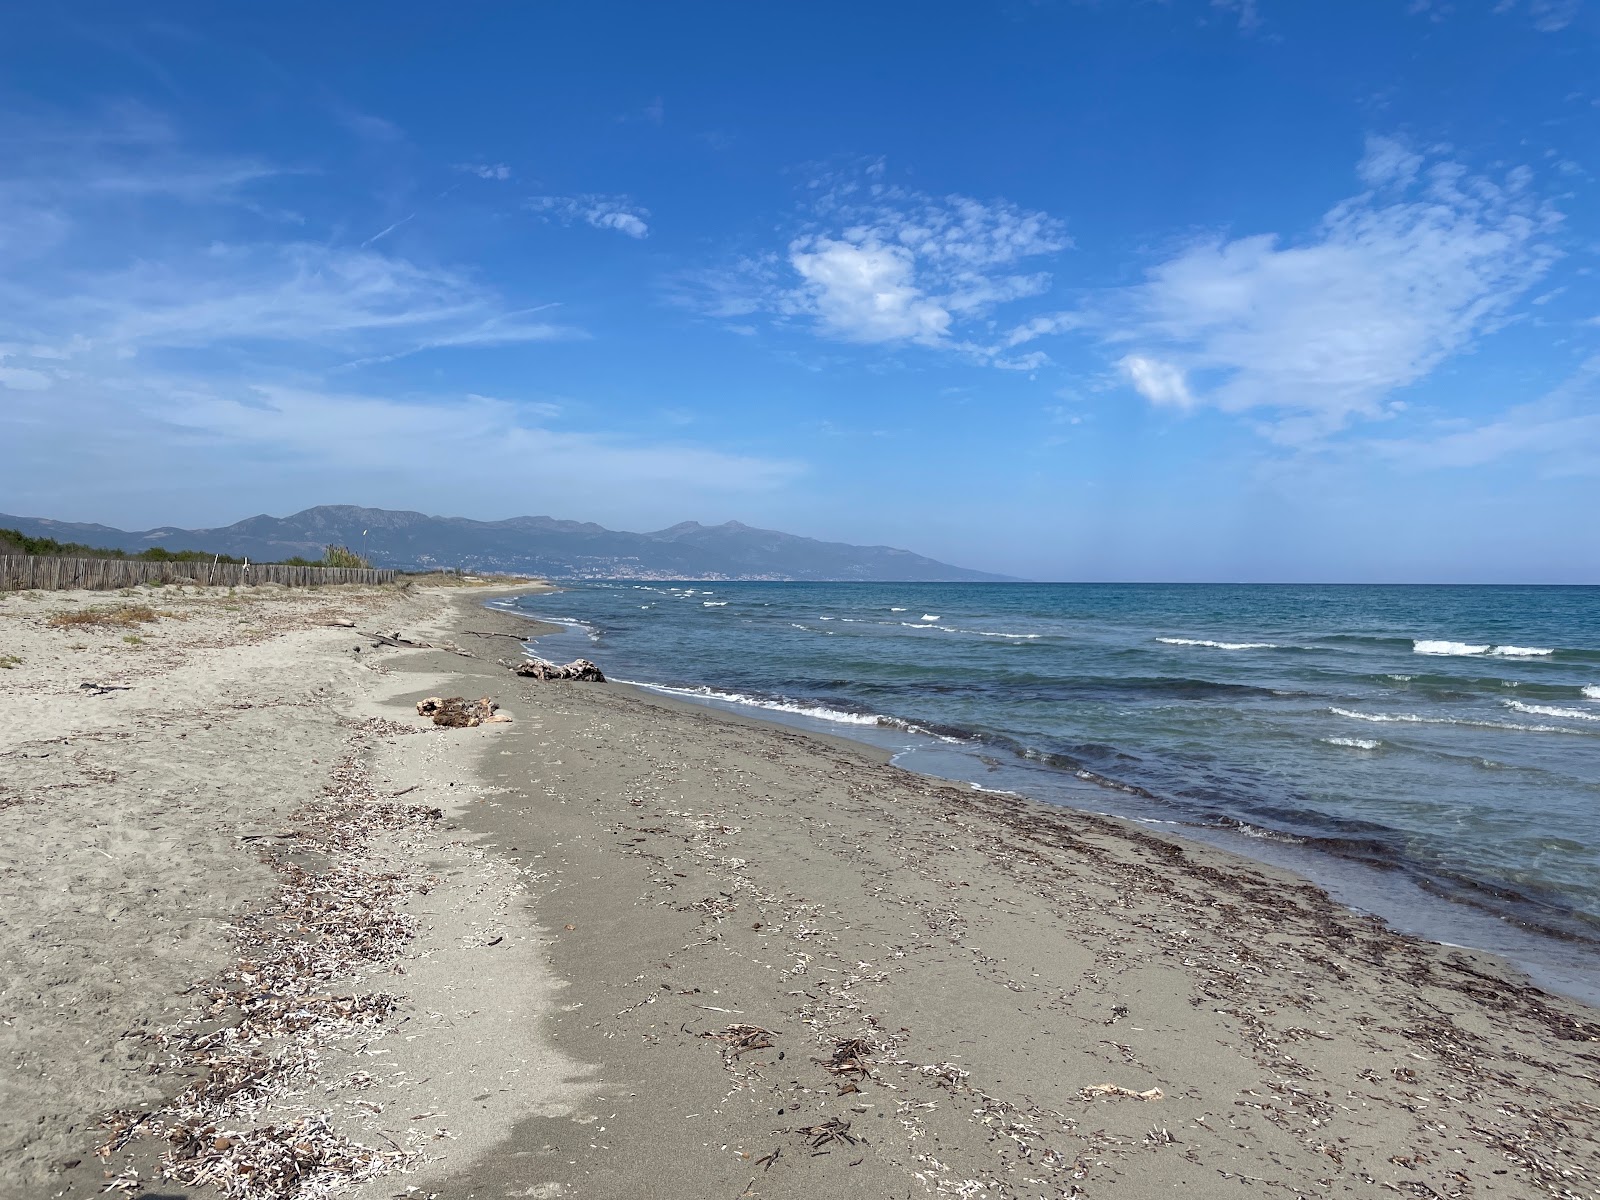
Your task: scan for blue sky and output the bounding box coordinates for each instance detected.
[2,1,1597,581]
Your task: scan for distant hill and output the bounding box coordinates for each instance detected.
[0,505,1015,582]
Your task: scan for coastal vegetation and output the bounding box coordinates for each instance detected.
[46,603,166,629]
[2,528,374,571]
[0,528,241,564]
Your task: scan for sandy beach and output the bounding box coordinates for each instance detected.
[3,584,1598,1200]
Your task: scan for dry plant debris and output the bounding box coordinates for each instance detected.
[414,694,509,727]
[47,604,165,629]
[94,741,443,1198]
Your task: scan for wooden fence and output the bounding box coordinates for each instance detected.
[0,555,396,591]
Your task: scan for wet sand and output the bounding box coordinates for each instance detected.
[3,586,1598,1199]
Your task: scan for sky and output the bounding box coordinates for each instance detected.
[2,1,1598,582]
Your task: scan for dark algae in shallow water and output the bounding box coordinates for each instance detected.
[506,580,1600,998]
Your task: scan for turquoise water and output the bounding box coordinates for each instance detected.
[503,582,1600,1000]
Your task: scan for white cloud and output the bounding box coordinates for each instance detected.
[1100,140,1559,434]
[528,194,650,238]
[1119,355,1195,408]
[456,163,512,180]
[691,165,1069,354]
[788,238,950,344]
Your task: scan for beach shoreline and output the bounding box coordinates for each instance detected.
[3,583,1598,1199]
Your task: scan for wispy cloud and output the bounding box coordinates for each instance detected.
[1494,0,1581,32]
[527,194,650,238]
[20,243,582,361]
[1362,355,1600,474]
[0,107,801,528]
[2,373,806,526]
[1088,136,1560,439]
[454,162,512,180]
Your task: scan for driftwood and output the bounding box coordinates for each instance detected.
[359,631,430,649]
[512,657,605,682]
[463,629,531,644]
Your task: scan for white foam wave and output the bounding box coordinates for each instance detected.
[1330,706,1586,735]
[525,613,601,643]
[1322,736,1381,750]
[1505,700,1600,722]
[1413,640,1490,656]
[921,614,940,621]
[1586,686,1600,700]
[702,601,727,607]
[1157,637,1279,651]
[916,623,1041,640]
[1413,640,1555,658]
[618,680,884,725]
[890,607,907,612]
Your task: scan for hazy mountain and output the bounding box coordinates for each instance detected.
[0,505,1014,582]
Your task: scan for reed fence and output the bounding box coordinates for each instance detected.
[0,555,396,591]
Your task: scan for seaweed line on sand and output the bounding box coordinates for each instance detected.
[95,720,446,1198]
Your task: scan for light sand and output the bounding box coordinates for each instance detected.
[3,586,1598,1199]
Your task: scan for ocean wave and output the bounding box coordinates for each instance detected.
[1505,700,1600,722]
[1157,637,1279,650]
[616,679,965,743]
[702,601,728,607]
[1413,640,1555,658]
[915,623,1042,640]
[1584,686,1600,700]
[522,613,601,643]
[1322,736,1381,750]
[922,614,941,621]
[1413,640,1491,656]
[890,607,907,612]
[1330,706,1589,735]
[618,680,883,725]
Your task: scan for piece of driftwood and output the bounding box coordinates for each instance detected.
[512,657,605,682]
[359,631,430,649]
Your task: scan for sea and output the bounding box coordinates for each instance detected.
[498,582,1600,1003]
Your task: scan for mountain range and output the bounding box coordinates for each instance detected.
[0,505,1013,582]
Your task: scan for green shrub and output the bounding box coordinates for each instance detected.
[321,544,372,569]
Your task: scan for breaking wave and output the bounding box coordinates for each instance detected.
[1413,640,1554,657]
[1158,637,1279,651]
[1505,700,1600,722]
[1330,706,1589,735]
[1323,737,1381,750]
